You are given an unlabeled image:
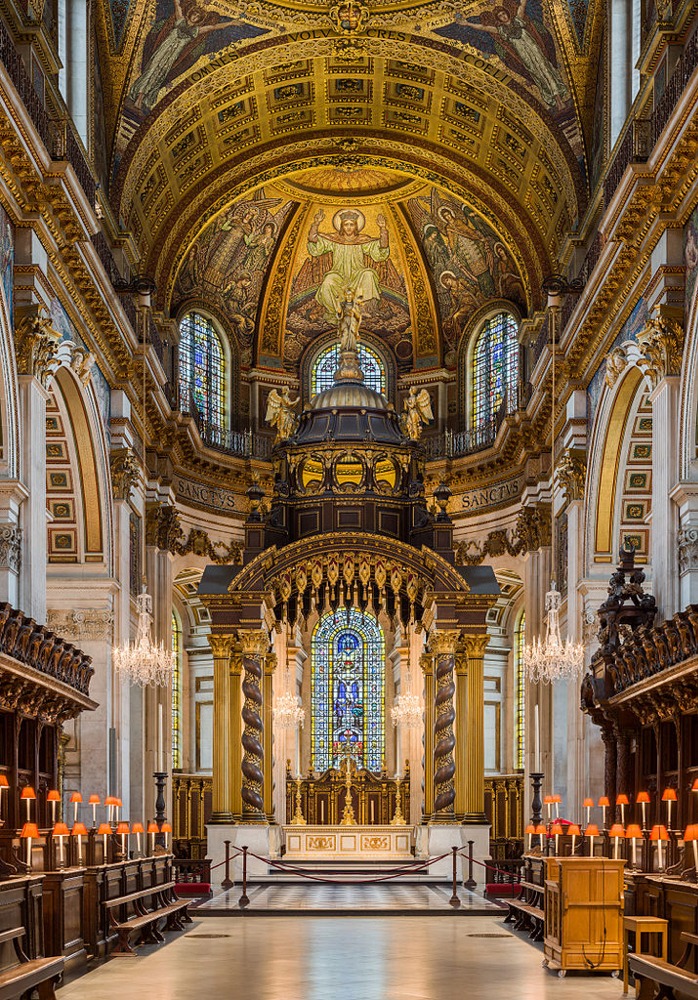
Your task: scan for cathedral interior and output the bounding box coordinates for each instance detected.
[1,0,698,994]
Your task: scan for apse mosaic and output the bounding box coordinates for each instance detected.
[406,187,525,351]
[685,204,698,316]
[0,204,13,327]
[433,0,584,163]
[284,203,411,363]
[174,186,296,363]
[124,0,266,117]
[311,609,385,773]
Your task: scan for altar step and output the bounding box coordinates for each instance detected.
[195,882,503,916]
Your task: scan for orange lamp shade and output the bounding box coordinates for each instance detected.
[104,796,117,806]
[20,787,36,800]
[147,822,159,834]
[616,794,630,806]
[650,825,669,841]
[552,794,561,803]
[0,775,9,788]
[567,824,581,837]
[20,823,39,838]
[691,779,698,792]
[115,822,130,835]
[47,790,60,802]
[662,788,677,802]
[115,798,123,808]
[71,823,87,836]
[636,791,651,804]
[69,792,82,804]
[525,824,535,835]
[160,823,172,834]
[52,823,69,837]
[609,824,625,837]
[543,795,553,804]
[598,796,610,807]
[626,824,643,839]
[97,823,112,836]
[88,795,100,805]
[685,825,698,841]
[533,824,547,836]
[584,824,600,837]
[550,824,564,836]
[583,798,594,808]
[131,822,145,834]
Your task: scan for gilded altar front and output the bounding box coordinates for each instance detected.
[283,825,414,861]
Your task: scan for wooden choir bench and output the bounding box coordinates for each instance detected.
[629,931,698,999]
[504,879,545,942]
[0,927,64,999]
[104,881,191,956]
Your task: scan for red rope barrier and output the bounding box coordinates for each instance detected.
[456,850,522,881]
[240,847,453,885]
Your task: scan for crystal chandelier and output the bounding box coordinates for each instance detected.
[523,282,585,684]
[112,279,174,689]
[273,692,306,730]
[113,588,174,687]
[523,582,584,684]
[391,693,423,729]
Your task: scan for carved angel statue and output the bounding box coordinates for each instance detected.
[265,387,300,443]
[337,287,363,354]
[400,386,433,441]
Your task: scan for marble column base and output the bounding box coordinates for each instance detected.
[415,823,491,885]
[206,823,282,886]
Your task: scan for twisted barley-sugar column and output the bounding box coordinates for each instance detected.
[463,634,489,822]
[263,652,277,820]
[209,634,235,822]
[420,652,435,821]
[431,630,460,820]
[230,653,243,818]
[240,629,269,821]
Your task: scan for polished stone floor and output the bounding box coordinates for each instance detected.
[196,882,502,914]
[57,915,626,1000]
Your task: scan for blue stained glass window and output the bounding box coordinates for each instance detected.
[311,609,385,772]
[472,312,519,426]
[311,343,385,396]
[178,312,225,429]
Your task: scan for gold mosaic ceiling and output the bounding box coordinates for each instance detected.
[97,0,603,318]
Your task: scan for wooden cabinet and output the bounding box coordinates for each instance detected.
[543,857,625,975]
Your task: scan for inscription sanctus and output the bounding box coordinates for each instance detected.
[175,476,237,511]
[462,476,522,511]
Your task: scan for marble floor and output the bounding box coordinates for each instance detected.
[196,882,502,914]
[56,916,627,1000]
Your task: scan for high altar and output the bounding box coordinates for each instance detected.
[198,313,500,879]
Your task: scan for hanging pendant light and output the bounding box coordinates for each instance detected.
[391,692,423,729]
[273,691,306,730]
[523,283,584,684]
[113,279,174,688]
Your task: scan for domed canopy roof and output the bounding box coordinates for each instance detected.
[293,376,404,446]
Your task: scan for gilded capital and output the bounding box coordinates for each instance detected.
[556,450,587,505]
[429,629,460,655]
[209,634,235,660]
[14,305,61,388]
[419,651,433,675]
[110,448,140,501]
[515,504,551,553]
[462,634,489,660]
[265,652,278,673]
[637,314,684,389]
[240,629,270,657]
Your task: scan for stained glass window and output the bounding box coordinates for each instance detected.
[514,610,525,772]
[472,312,519,426]
[311,609,385,772]
[311,343,385,396]
[178,312,225,429]
[172,610,182,770]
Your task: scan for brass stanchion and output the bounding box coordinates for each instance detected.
[450,846,461,908]
[222,839,233,890]
[464,840,476,890]
[239,845,249,908]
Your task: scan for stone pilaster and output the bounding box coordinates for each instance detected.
[240,629,269,822]
[263,652,276,821]
[230,652,243,819]
[430,630,459,822]
[209,634,235,823]
[420,651,435,822]
[462,633,489,823]
[454,650,468,821]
